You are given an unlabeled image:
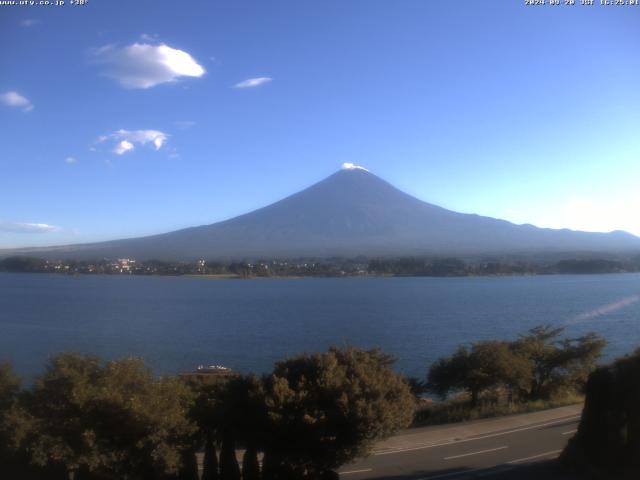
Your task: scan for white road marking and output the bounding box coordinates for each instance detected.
[375,415,580,456]
[419,449,561,480]
[507,449,562,464]
[417,447,560,480]
[561,429,577,435]
[444,446,508,461]
[340,469,373,475]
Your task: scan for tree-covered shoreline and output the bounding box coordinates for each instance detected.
[2,254,640,278]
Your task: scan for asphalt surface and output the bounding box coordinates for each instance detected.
[339,408,582,480]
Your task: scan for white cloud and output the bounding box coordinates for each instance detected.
[92,42,206,89]
[139,33,158,42]
[98,129,168,155]
[233,77,272,89]
[0,91,34,112]
[174,120,196,130]
[114,140,134,155]
[64,156,77,164]
[0,222,60,233]
[20,18,41,27]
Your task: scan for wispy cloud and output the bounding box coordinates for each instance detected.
[234,77,272,89]
[174,120,196,130]
[20,18,41,27]
[91,42,206,89]
[139,33,158,42]
[0,222,60,233]
[64,156,77,164]
[97,129,169,155]
[0,91,34,112]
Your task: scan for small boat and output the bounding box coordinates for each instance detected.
[196,364,231,374]
[179,364,235,380]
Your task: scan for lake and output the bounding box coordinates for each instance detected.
[1,272,639,380]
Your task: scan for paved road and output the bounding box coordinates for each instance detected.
[339,406,582,480]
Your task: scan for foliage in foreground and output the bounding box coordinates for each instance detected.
[0,347,414,480]
[262,348,415,477]
[426,325,606,408]
[561,348,640,479]
[1,354,195,479]
[0,326,610,479]
[413,391,584,427]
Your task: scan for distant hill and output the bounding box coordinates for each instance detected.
[4,165,640,260]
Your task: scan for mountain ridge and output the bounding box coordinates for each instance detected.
[3,167,639,260]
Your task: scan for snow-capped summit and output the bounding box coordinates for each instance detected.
[341,162,369,172]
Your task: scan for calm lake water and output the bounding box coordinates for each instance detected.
[1,272,639,380]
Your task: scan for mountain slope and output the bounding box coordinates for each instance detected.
[5,167,640,260]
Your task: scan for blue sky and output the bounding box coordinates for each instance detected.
[1,1,640,248]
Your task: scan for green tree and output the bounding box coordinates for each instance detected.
[514,326,606,398]
[242,447,261,480]
[219,430,241,480]
[0,362,20,411]
[188,379,224,480]
[17,353,196,479]
[177,449,199,480]
[188,372,271,480]
[427,341,531,407]
[263,347,415,478]
[0,256,46,273]
[428,326,607,407]
[221,375,268,480]
[201,437,219,480]
[426,347,469,399]
[0,362,35,478]
[405,377,428,397]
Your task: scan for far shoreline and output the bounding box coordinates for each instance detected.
[2,270,640,281]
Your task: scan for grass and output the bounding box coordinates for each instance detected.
[412,391,584,428]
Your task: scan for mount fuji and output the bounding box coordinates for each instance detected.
[5,165,640,260]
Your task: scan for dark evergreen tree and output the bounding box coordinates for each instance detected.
[260,449,281,480]
[201,432,219,480]
[177,449,199,480]
[242,445,260,480]
[219,431,241,480]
